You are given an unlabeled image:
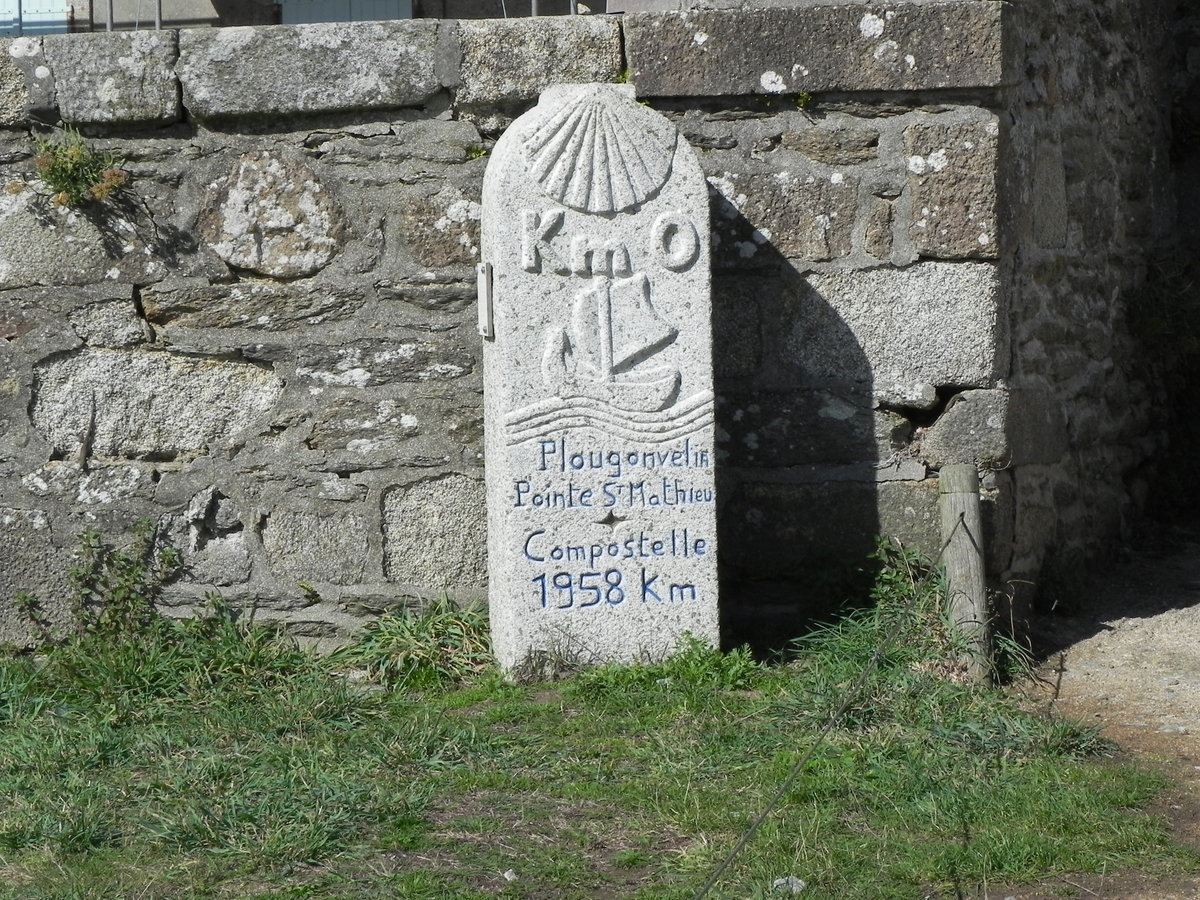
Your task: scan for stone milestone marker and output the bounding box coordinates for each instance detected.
[480,83,718,670]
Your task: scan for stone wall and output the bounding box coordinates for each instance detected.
[0,1,1179,648]
[998,0,1174,610]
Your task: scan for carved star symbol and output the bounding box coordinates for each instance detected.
[595,510,628,531]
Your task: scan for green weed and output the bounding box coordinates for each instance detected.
[10,126,131,208]
[67,519,179,639]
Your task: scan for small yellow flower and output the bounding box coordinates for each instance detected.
[51,191,71,207]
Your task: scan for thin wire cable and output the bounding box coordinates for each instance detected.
[691,525,966,900]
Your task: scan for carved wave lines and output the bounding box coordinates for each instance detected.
[504,391,714,446]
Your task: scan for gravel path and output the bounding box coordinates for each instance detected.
[1036,535,1200,743]
[1004,531,1200,899]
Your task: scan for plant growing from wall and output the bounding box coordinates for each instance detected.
[5,126,130,208]
[67,519,179,639]
[8,522,178,651]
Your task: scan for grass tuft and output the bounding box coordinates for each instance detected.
[329,597,491,689]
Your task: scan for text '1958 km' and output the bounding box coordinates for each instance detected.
[532,568,700,610]
[526,528,706,612]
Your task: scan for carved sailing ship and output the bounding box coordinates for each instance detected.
[543,272,680,414]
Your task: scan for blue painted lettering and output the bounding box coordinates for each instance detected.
[524,530,546,562]
[533,569,625,609]
[670,583,698,602]
[641,568,662,603]
[512,478,595,509]
[534,439,711,480]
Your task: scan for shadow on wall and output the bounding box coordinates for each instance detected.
[710,190,879,654]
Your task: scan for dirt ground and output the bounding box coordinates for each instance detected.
[987,528,1200,900]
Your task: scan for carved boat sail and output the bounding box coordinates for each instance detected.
[542,272,680,413]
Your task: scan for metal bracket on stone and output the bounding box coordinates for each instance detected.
[476,262,494,340]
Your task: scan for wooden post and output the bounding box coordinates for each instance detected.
[939,464,991,684]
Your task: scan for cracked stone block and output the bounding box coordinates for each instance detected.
[68,299,147,348]
[159,491,253,587]
[382,474,486,592]
[905,118,999,259]
[917,389,1009,468]
[199,151,346,279]
[261,509,368,585]
[30,348,283,459]
[178,21,450,119]
[43,31,180,125]
[457,17,622,106]
[170,487,252,586]
[625,4,1007,97]
[787,261,1002,396]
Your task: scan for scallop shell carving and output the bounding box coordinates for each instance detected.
[521,85,677,214]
